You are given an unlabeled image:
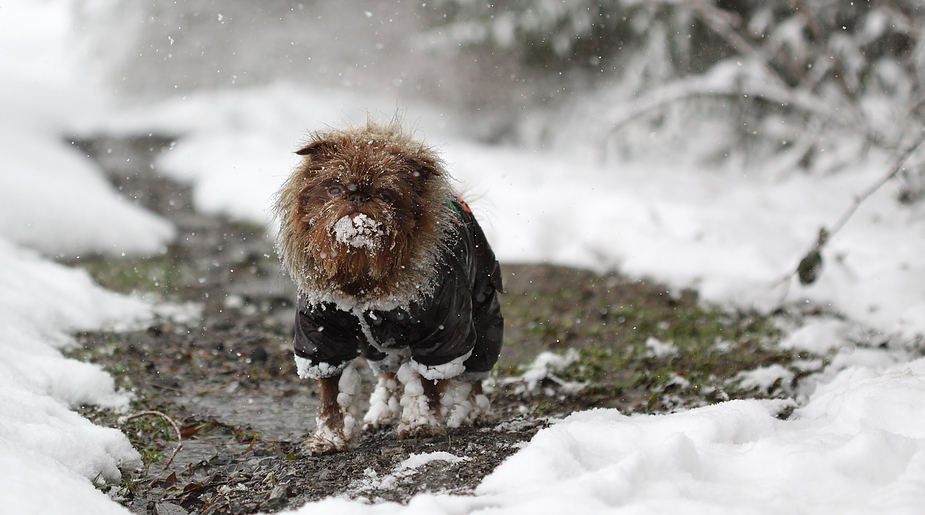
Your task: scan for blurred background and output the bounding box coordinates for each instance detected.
[75,0,925,177]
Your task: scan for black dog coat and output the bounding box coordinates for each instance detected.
[291,199,503,380]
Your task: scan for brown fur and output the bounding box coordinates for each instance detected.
[316,374,344,434]
[421,378,449,412]
[274,119,455,307]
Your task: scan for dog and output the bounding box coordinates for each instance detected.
[273,119,503,454]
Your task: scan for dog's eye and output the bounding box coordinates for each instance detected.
[378,191,396,204]
[328,186,343,197]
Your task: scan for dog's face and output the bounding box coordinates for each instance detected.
[275,123,451,301]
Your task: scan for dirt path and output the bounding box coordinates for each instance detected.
[67,135,801,514]
[67,135,557,514]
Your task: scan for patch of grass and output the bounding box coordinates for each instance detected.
[122,414,172,464]
[68,246,188,296]
[66,219,272,298]
[70,332,152,392]
[498,264,807,414]
[78,404,172,468]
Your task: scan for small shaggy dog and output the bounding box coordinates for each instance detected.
[273,120,503,454]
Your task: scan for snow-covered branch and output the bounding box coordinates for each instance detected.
[427,0,925,173]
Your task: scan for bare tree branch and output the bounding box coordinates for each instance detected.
[827,132,925,238]
[788,0,858,99]
[688,0,789,92]
[602,60,854,155]
[780,130,925,290]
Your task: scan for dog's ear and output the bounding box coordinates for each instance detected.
[295,140,336,157]
[403,156,441,178]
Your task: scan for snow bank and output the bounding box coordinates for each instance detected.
[0,0,174,258]
[443,141,925,339]
[0,134,175,258]
[0,1,169,513]
[0,238,150,513]
[1,443,131,515]
[475,359,925,514]
[283,358,925,514]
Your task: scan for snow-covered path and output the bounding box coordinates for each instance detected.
[3,1,925,514]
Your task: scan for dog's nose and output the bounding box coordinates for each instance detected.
[348,192,368,206]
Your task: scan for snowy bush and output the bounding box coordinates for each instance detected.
[77,0,925,184]
[427,0,925,178]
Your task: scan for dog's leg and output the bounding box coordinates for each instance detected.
[363,372,402,428]
[304,364,360,454]
[441,378,492,428]
[422,377,449,412]
[395,363,447,437]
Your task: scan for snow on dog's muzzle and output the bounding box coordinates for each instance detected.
[332,213,385,249]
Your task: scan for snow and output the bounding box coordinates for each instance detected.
[398,452,470,471]
[475,378,925,513]
[780,319,853,353]
[304,365,361,454]
[351,452,470,495]
[364,373,403,429]
[336,365,363,441]
[0,0,174,258]
[510,349,585,394]
[645,336,678,358]
[408,351,472,381]
[0,238,152,513]
[294,356,346,380]
[440,379,491,429]
[333,214,386,250]
[735,364,795,394]
[0,1,167,512]
[6,1,925,514]
[395,363,443,434]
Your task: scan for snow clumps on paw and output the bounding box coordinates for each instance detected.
[304,365,362,455]
[364,373,402,428]
[396,363,442,436]
[442,379,491,428]
[303,430,348,455]
[441,380,473,428]
[336,364,362,439]
[440,380,491,428]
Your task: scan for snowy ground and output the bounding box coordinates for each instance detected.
[4,1,925,514]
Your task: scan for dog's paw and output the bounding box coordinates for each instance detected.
[304,413,359,455]
[396,419,446,438]
[395,364,444,437]
[304,365,361,454]
[396,392,443,437]
[443,379,493,428]
[364,373,402,429]
[302,431,351,455]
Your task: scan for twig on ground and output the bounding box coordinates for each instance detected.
[120,410,183,473]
